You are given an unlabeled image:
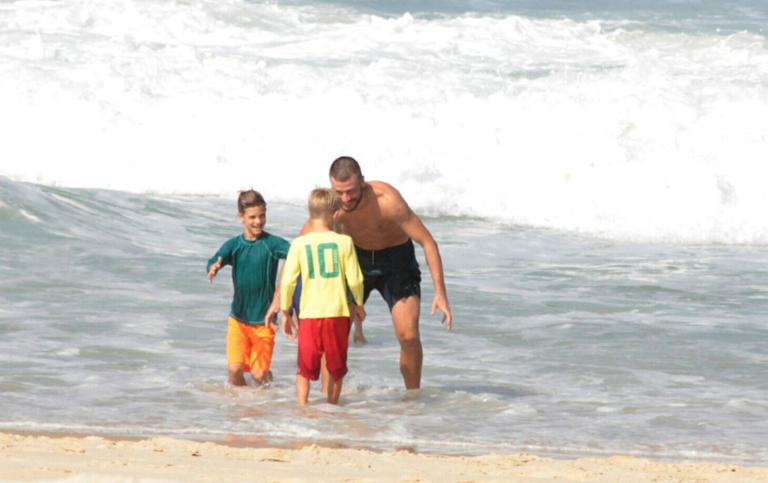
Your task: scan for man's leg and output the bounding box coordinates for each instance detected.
[391,296,422,389]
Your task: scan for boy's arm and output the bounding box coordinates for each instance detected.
[206,240,233,283]
[278,243,301,328]
[264,236,291,325]
[264,260,285,327]
[343,238,365,306]
[278,244,301,338]
[343,241,366,324]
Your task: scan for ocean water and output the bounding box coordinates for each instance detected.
[1,0,767,465]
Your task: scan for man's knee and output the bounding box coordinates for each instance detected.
[392,296,421,343]
[395,327,421,348]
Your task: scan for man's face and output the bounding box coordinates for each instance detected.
[330,175,363,212]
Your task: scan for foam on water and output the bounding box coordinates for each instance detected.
[1,0,767,243]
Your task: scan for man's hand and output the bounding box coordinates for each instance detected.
[431,293,452,330]
[207,257,222,283]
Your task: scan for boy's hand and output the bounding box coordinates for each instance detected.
[350,304,366,323]
[207,257,222,283]
[264,299,280,328]
[265,311,279,332]
[281,310,297,339]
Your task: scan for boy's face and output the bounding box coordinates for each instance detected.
[238,205,266,240]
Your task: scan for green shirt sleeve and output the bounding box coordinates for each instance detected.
[274,236,290,259]
[207,237,235,273]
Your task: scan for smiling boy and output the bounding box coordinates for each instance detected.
[207,190,289,386]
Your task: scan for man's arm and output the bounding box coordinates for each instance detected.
[392,194,453,330]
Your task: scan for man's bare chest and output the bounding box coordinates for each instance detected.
[337,212,406,249]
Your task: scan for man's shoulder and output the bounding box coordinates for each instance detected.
[367,180,409,218]
[368,180,399,196]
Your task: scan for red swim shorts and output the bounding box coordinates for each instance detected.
[296,316,351,381]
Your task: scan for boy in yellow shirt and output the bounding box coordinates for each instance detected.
[280,189,365,405]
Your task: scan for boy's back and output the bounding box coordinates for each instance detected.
[281,231,363,319]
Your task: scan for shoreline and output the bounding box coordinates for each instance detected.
[1,431,767,482]
[3,429,765,467]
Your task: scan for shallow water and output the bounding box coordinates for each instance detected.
[1,178,766,464]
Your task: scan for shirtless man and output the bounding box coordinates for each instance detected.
[326,156,453,389]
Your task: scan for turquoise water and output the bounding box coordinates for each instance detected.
[1,177,766,463]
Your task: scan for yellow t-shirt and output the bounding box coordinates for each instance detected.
[280,231,364,318]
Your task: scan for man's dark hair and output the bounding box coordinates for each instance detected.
[329,156,363,181]
[237,189,266,213]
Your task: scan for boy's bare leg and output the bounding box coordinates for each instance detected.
[228,364,247,386]
[327,376,343,404]
[320,355,330,394]
[391,296,422,390]
[250,368,273,385]
[352,319,367,345]
[296,375,310,405]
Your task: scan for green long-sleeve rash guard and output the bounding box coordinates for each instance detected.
[207,232,289,325]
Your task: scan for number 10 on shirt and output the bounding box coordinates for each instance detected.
[304,243,340,279]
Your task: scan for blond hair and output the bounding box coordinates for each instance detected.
[308,188,339,219]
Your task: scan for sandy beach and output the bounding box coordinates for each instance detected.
[0,432,766,483]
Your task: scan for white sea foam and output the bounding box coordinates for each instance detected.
[18,208,41,222]
[1,1,767,243]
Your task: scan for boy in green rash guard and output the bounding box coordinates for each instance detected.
[207,190,289,386]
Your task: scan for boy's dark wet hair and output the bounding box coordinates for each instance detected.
[329,156,362,182]
[237,189,266,213]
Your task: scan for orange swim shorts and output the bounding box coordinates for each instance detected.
[226,317,275,373]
